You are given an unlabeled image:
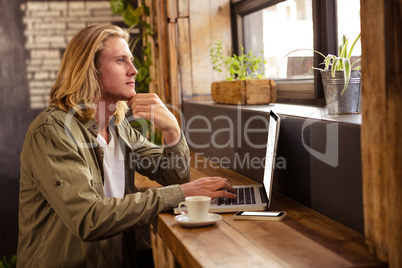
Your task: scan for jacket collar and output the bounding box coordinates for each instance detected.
[83,117,99,136]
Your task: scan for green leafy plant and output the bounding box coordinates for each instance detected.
[209,40,266,81]
[315,33,361,95]
[0,255,16,268]
[285,33,361,95]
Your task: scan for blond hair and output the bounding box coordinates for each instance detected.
[50,24,130,122]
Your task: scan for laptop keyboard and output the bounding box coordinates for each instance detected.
[214,186,266,206]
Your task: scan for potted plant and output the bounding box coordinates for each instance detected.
[317,33,361,114]
[208,40,276,105]
[287,33,361,114]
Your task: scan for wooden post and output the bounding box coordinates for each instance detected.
[189,0,213,98]
[167,22,182,124]
[178,0,189,17]
[360,0,402,267]
[188,0,232,99]
[177,17,193,100]
[145,0,157,95]
[383,1,402,267]
[155,0,169,103]
[166,0,178,21]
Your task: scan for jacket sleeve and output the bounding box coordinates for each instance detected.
[122,120,191,186]
[25,121,184,242]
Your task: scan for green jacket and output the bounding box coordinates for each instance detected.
[17,107,190,267]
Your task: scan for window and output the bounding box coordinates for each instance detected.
[231,0,361,103]
[337,0,361,58]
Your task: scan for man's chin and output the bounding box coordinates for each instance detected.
[124,91,136,100]
[102,92,135,102]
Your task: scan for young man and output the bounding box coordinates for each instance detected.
[17,24,236,268]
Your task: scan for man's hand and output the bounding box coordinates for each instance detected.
[180,177,237,200]
[128,93,181,146]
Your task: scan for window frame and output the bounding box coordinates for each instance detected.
[231,0,339,102]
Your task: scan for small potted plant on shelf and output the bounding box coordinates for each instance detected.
[208,40,276,105]
[287,33,361,114]
[317,33,361,115]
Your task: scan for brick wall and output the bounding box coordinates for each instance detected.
[21,1,124,109]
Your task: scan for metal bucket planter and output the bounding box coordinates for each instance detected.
[321,70,362,115]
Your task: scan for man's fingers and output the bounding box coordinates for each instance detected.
[210,190,237,200]
[128,93,161,106]
[210,178,235,194]
[180,177,237,199]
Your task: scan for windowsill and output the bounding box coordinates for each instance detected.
[184,100,362,125]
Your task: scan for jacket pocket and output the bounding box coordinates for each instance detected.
[89,167,104,198]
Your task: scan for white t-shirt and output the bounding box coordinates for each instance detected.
[97,128,125,198]
[97,127,125,263]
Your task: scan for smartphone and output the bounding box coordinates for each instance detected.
[234,211,287,221]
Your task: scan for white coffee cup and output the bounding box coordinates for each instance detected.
[178,196,211,222]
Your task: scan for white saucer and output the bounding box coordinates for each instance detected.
[174,213,222,228]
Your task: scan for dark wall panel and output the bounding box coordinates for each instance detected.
[183,100,364,233]
[0,0,35,258]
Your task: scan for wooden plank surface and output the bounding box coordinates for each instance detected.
[157,189,383,267]
[136,152,384,267]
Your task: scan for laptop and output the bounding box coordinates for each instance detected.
[175,110,281,214]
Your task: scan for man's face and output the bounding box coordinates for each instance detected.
[98,37,138,102]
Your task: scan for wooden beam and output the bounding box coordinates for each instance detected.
[360,0,388,259]
[167,22,182,124]
[360,0,402,266]
[189,0,213,98]
[178,0,189,17]
[189,0,231,98]
[166,0,178,21]
[145,0,157,94]
[155,0,169,103]
[210,0,232,83]
[177,18,193,100]
[384,1,402,267]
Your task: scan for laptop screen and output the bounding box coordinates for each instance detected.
[262,110,280,209]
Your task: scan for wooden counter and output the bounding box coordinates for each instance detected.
[136,153,385,267]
